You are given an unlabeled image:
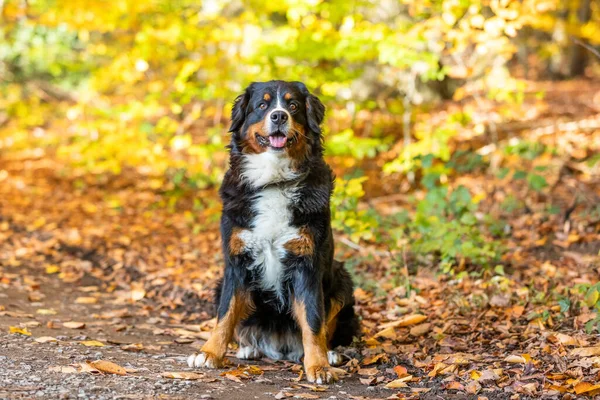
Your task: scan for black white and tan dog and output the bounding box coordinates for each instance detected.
[187,80,359,383]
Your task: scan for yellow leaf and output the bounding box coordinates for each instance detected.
[373,326,397,340]
[46,265,60,274]
[470,370,482,380]
[81,340,105,347]
[362,353,386,366]
[575,382,600,395]
[9,326,32,336]
[385,375,413,388]
[162,372,205,380]
[36,309,57,315]
[585,290,599,307]
[75,297,98,304]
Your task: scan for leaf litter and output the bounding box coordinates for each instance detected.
[0,81,599,398]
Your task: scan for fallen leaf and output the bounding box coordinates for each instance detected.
[131,288,146,302]
[378,314,427,330]
[466,380,482,394]
[294,394,319,399]
[444,381,465,390]
[360,377,376,385]
[88,360,126,375]
[574,382,600,395]
[75,297,98,304]
[393,365,408,378]
[362,353,386,365]
[571,347,600,357]
[410,323,431,336]
[35,336,57,343]
[162,372,205,380]
[78,362,101,374]
[504,355,526,363]
[80,340,105,347]
[470,370,482,380]
[274,391,292,399]
[385,375,413,388]
[291,368,304,382]
[373,326,397,340]
[479,369,500,383]
[120,343,144,352]
[358,367,379,376]
[224,373,243,383]
[297,383,327,392]
[9,326,32,336]
[46,265,60,274]
[63,322,85,329]
[36,309,57,315]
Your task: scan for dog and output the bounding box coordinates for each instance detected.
[187,80,359,384]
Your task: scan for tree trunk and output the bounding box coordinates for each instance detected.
[567,0,592,77]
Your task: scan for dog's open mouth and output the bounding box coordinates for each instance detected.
[268,133,287,149]
[257,133,287,150]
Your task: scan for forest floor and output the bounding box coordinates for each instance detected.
[1,80,600,400]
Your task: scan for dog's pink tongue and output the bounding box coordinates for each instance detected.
[269,135,287,148]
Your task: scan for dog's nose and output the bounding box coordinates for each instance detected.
[270,111,288,125]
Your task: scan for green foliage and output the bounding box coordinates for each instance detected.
[330,177,379,243]
[326,129,391,160]
[409,184,499,273]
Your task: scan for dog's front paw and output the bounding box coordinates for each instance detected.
[305,365,338,384]
[187,351,224,369]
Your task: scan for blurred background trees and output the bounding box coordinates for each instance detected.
[1,0,599,274]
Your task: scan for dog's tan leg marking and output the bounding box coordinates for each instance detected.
[190,292,251,368]
[292,299,338,383]
[284,226,314,256]
[326,299,343,345]
[229,228,246,256]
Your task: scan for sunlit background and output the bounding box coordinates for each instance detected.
[1,0,599,278]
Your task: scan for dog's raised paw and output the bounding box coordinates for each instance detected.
[306,365,338,384]
[187,352,223,369]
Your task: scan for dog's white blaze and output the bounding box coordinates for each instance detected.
[266,88,291,134]
[241,152,298,189]
[239,184,299,297]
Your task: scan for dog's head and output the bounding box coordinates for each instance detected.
[228,81,325,161]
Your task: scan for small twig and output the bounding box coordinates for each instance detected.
[338,236,392,257]
[572,37,600,60]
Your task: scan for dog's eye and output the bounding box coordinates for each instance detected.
[289,102,298,112]
[259,103,267,110]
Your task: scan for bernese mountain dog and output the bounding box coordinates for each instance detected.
[187,80,359,384]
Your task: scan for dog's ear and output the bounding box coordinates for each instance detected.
[293,81,325,134]
[306,94,325,134]
[229,84,254,133]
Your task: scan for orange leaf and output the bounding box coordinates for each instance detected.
[88,360,126,376]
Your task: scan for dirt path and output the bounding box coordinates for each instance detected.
[1,263,482,400]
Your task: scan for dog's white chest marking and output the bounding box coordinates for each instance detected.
[238,152,301,297]
[239,186,299,296]
[241,151,298,189]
